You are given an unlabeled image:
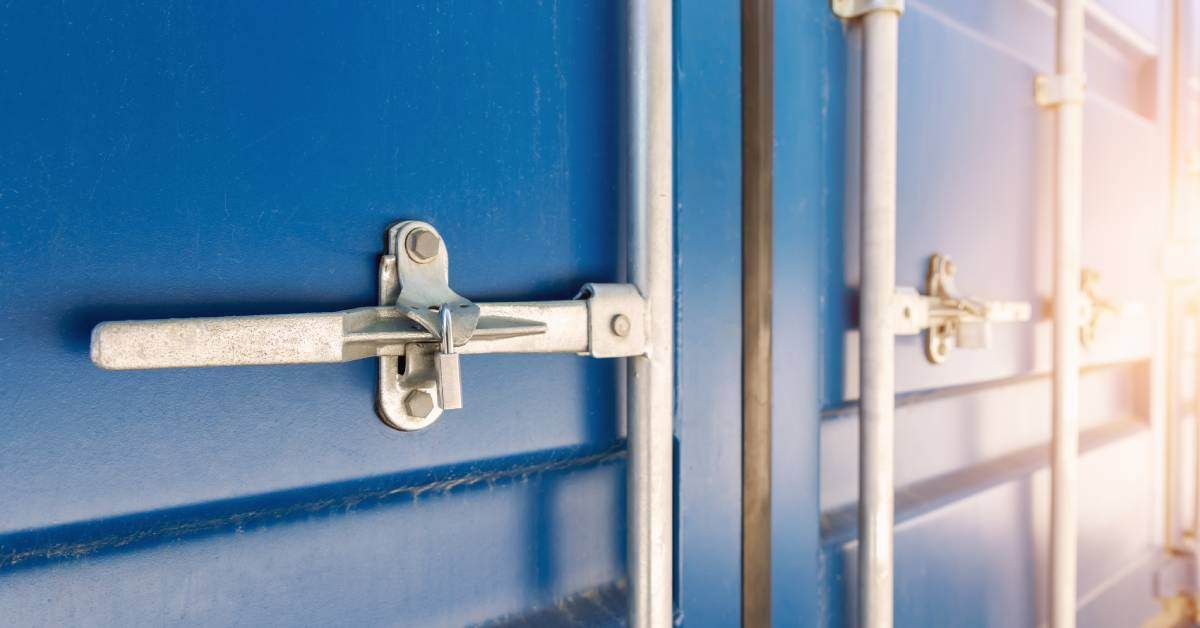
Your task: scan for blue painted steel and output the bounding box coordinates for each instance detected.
[0,1,737,624]
[773,1,846,626]
[813,0,1170,626]
[0,0,1176,625]
[674,0,743,625]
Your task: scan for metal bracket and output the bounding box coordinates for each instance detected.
[1078,268,1142,348]
[1035,73,1087,107]
[831,0,904,18]
[576,282,647,359]
[91,220,648,431]
[892,254,1032,364]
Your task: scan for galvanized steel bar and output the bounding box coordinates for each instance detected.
[90,300,629,370]
[1050,1,1085,626]
[1166,288,1182,551]
[1193,304,1200,552]
[1172,0,1186,555]
[627,0,674,625]
[858,5,902,628]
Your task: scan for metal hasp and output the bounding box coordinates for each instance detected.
[90,220,649,431]
[893,254,1032,364]
[1077,268,1141,348]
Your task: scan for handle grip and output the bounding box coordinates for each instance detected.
[92,312,362,370]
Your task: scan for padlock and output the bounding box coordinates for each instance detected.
[436,304,464,410]
[955,320,992,350]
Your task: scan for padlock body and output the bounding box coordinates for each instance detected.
[436,352,464,410]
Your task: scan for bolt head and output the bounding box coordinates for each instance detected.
[610,314,631,338]
[406,229,441,264]
[404,389,436,418]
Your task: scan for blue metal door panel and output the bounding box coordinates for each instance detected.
[3,0,1180,623]
[812,0,1170,625]
[1,0,621,531]
[821,432,1158,627]
[772,1,845,626]
[674,0,743,625]
[0,1,743,624]
[0,463,624,627]
[825,0,1165,408]
[824,3,1045,407]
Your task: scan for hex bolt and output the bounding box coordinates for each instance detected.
[610,314,631,338]
[406,229,441,264]
[404,389,436,418]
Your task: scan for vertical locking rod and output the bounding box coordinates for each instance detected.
[1049,1,1084,626]
[858,5,901,627]
[627,0,673,625]
[1168,0,1185,558]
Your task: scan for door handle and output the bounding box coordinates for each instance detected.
[91,220,648,430]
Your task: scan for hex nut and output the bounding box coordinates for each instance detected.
[406,229,441,264]
[610,314,631,338]
[404,389,436,418]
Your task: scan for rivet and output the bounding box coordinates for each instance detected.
[611,314,631,338]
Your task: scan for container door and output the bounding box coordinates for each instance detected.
[0,3,741,625]
[778,0,1171,625]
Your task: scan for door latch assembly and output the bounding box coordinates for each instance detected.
[1078,268,1141,348]
[91,221,648,430]
[892,254,1032,364]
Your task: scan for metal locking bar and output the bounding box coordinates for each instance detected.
[91,220,648,431]
[892,254,1032,363]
